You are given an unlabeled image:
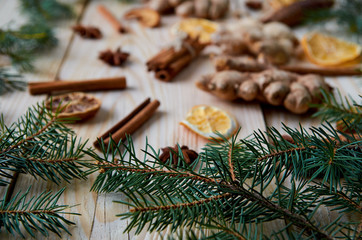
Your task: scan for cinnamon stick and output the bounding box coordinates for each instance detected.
[98,5,127,33]
[94,98,160,149]
[29,77,126,95]
[279,65,362,76]
[156,54,193,82]
[213,55,362,76]
[147,38,207,82]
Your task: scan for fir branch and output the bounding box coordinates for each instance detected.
[88,122,361,239]
[0,68,26,95]
[20,0,73,22]
[313,90,362,133]
[307,0,362,35]
[130,193,232,213]
[0,187,78,238]
[0,101,93,184]
[0,23,57,71]
[313,184,361,214]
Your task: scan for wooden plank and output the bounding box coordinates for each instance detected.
[3,0,360,238]
[54,0,266,239]
[0,0,88,239]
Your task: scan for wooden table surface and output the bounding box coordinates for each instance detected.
[0,0,361,239]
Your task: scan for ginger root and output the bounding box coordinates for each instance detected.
[148,0,229,19]
[212,55,362,77]
[213,55,267,72]
[196,69,332,114]
[212,18,300,65]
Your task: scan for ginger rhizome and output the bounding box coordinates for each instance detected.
[148,0,229,19]
[196,69,331,114]
[212,18,301,65]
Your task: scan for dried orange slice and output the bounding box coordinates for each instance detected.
[171,18,219,44]
[301,32,362,67]
[46,92,101,121]
[180,105,238,140]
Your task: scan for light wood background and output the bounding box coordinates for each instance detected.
[0,0,361,239]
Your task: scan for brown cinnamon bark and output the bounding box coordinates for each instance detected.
[262,0,334,27]
[29,77,126,95]
[94,98,160,149]
[98,5,127,33]
[147,38,206,82]
[279,65,362,76]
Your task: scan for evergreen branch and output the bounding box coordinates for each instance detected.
[26,156,80,163]
[0,187,78,238]
[89,122,361,239]
[306,0,362,35]
[0,23,57,71]
[227,142,236,182]
[0,114,58,154]
[0,102,93,184]
[217,226,246,240]
[257,145,317,161]
[220,184,332,239]
[20,0,73,22]
[130,193,232,213]
[94,161,217,186]
[313,90,362,133]
[0,68,26,95]
[314,184,361,214]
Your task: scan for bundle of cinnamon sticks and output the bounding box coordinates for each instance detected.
[94,98,160,149]
[146,37,207,82]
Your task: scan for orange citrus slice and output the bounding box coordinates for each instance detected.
[180,105,238,140]
[46,92,101,121]
[301,32,361,67]
[171,18,219,44]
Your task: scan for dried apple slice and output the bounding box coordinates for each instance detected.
[124,8,161,28]
[46,92,101,121]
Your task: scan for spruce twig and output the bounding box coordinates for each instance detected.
[87,123,361,239]
[0,68,26,95]
[0,102,93,185]
[20,0,73,22]
[312,90,362,133]
[0,23,57,71]
[0,187,78,238]
[307,0,362,36]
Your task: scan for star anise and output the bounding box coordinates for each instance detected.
[72,25,102,39]
[99,47,130,66]
[159,145,198,166]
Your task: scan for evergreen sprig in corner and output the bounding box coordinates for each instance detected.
[0,101,93,237]
[0,188,78,238]
[0,23,57,72]
[0,0,74,95]
[0,68,26,95]
[20,0,73,22]
[0,101,94,185]
[88,101,361,239]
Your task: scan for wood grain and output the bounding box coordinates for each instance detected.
[1,0,360,239]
